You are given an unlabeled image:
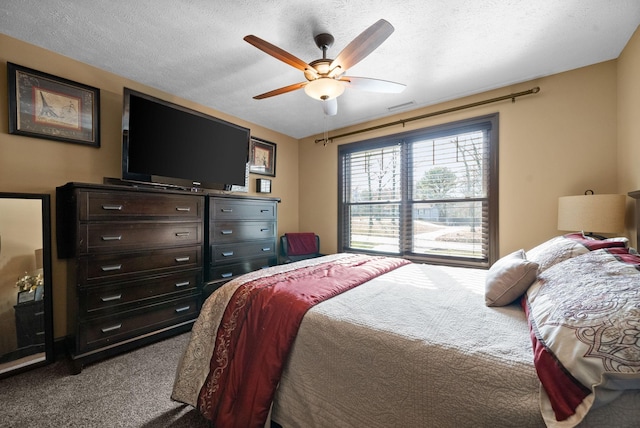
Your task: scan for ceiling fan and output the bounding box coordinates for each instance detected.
[244,19,406,116]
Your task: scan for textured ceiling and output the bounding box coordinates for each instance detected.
[1,1,639,139]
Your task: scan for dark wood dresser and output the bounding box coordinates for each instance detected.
[14,300,45,349]
[56,182,204,373]
[205,195,279,296]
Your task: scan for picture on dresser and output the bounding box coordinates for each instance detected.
[0,193,53,378]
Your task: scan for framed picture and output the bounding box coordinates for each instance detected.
[256,178,272,193]
[7,62,100,147]
[17,290,36,304]
[249,137,276,177]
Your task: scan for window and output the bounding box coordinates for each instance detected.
[338,114,498,268]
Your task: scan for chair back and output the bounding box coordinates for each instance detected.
[280,234,321,263]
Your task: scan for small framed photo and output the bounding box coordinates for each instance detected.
[256,178,272,193]
[249,137,276,177]
[7,62,100,147]
[17,290,36,304]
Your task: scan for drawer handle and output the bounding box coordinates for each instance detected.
[221,251,234,257]
[221,230,233,235]
[175,232,190,237]
[175,306,191,313]
[34,311,45,316]
[221,208,233,213]
[176,206,191,212]
[175,281,190,288]
[101,324,122,333]
[101,235,122,241]
[260,228,270,232]
[221,272,233,278]
[101,264,122,272]
[262,247,271,252]
[100,294,122,302]
[260,209,270,213]
[35,331,45,336]
[102,204,123,211]
[175,256,190,263]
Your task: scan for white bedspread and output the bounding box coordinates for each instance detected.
[271,260,545,427]
[173,254,640,427]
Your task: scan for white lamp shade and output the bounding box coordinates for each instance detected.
[557,194,625,234]
[304,78,345,100]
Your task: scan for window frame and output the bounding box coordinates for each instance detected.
[338,114,499,268]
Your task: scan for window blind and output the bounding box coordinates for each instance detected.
[339,114,498,268]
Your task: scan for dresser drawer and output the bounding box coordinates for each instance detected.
[79,191,203,221]
[210,198,276,221]
[79,246,202,284]
[15,300,46,348]
[210,221,275,244]
[77,295,199,354]
[82,270,201,314]
[208,257,274,283]
[78,221,202,254]
[210,240,276,263]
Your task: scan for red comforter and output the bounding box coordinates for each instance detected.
[196,254,411,427]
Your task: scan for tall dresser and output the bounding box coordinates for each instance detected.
[205,195,279,296]
[56,182,204,373]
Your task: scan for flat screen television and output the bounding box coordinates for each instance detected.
[121,88,250,192]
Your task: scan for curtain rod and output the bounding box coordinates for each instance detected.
[314,86,540,145]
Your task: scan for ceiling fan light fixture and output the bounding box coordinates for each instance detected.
[304,78,345,101]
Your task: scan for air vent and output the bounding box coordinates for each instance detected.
[387,101,415,112]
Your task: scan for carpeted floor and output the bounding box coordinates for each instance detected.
[0,332,210,427]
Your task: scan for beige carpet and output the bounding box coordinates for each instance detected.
[0,333,209,427]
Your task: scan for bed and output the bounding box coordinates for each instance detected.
[172,234,640,428]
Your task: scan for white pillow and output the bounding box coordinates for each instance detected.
[485,249,539,307]
[527,233,628,273]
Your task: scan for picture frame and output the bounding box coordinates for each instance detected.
[7,62,100,147]
[249,137,276,177]
[256,178,272,193]
[17,290,36,304]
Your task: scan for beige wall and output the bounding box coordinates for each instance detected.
[299,61,620,256]
[1,27,638,340]
[0,34,299,339]
[617,26,640,248]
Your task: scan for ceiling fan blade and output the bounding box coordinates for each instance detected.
[244,35,316,76]
[339,76,406,93]
[329,19,394,75]
[253,82,308,99]
[322,98,338,116]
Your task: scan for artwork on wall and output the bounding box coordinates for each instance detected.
[249,137,276,177]
[7,62,100,147]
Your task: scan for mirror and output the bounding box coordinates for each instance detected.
[0,193,53,378]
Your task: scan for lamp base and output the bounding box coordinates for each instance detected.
[581,231,607,240]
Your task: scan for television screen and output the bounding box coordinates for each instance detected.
[122,88,250,191]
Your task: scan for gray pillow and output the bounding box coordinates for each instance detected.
[485,249,539,307]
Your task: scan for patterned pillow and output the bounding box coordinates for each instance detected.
[526,233,627,272]
[485,249,538,307]
[523,247,640,426]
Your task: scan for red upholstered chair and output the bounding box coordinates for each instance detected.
[280,233,323,263]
